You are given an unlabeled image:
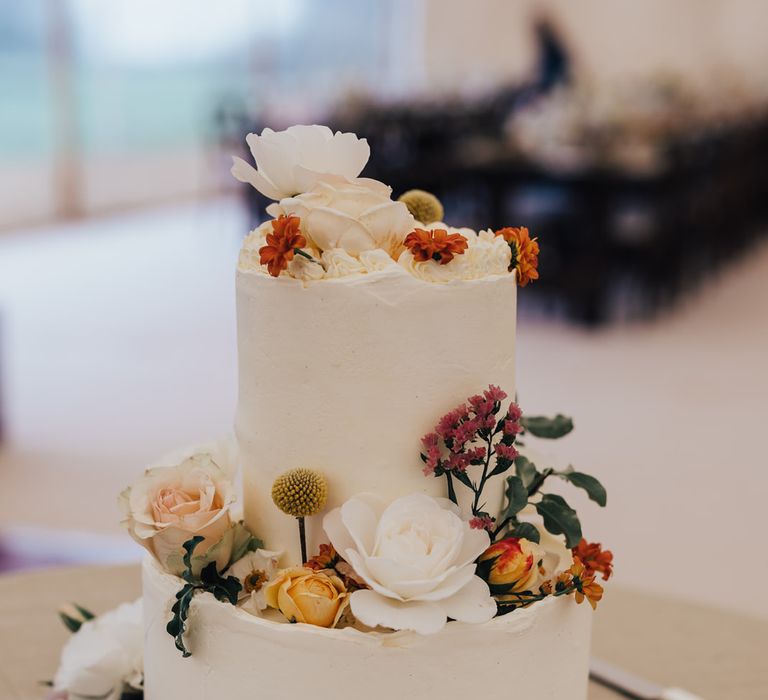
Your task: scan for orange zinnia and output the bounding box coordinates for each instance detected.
[572,539,614,581]
[259,215,307,277]
[495,226,539,287]
[569,558,604,610]
[404,228,468,265]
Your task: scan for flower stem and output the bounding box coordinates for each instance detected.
[293,248,322,265]
[446,472,458,505]
[527,467,554,497]
[297,516,308,564]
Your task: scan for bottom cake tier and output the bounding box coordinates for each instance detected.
[142,556,593,700]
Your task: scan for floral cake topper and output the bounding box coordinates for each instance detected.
[234,125,539,285]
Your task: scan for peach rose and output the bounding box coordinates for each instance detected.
[477,537,541,593]
[119,452,236,576]
[264,567,349,628]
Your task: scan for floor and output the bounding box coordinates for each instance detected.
[0,197,766,620]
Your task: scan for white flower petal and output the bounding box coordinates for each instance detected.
[322,507,357,557]
[340,496,380,556]
[230,156,283,200]
[344,549,403,601]
[304,207,376,255]
[453,526,491,569]
[406,563,477,602]
[350,590,447,634]
[364,556,427,592]
[440,575,497,624]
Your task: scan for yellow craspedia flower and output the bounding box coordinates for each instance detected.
[271,468,329,518]
[398,189,444,225]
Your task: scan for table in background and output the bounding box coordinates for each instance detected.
[0,564,765,699]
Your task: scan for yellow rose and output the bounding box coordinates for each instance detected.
[478,537,541,593]
[264,567,349,628]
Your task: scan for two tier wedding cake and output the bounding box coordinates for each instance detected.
[52,126,613,700]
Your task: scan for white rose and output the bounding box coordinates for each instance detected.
[54,599,143,700]
[227,549,283,615]
[231,124,370,200]
[269,178,415,257]
[323,493,496,635]
[321,248,366,278]
[119,452,236,576]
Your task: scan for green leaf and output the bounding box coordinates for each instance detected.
[557,470,607,507]
[515,455,539,489]
[503,476,528,518]
[181,536,205,583]
[488,455,514,477]
[535,493,582,548]
[72,604,95,621]
[58,611,83,634]
[227,522,265,565]
[200,562,242,605]
[167,583,196,658]
[452,470,474,490]
[510,521,541,543]
[521,415,574,439]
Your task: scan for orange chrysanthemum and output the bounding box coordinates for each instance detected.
[259,215,307,277]
[495,226,539,287]
[569,558,604,610]
[572,539,614,581]
[404,228,469,265]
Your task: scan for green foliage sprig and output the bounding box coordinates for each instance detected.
[166,536,242,658]
[420,391,606,548]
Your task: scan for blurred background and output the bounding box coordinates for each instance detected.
[1,0,766,620]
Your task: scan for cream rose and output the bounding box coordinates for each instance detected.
[54,599,143,700]
[323,493,496,635]
[264,567,349,628]
[269,177,415,257]
[231,124,370,201]
[119,452,236,576]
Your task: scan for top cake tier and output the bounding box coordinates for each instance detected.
[231,125,531,561]
[236,266,517,562]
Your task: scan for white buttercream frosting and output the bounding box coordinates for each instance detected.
[398,224,512,283]
[142,555,592,700]
[237,219,513,284]
[321,248,366,278]
[236,267,517,563]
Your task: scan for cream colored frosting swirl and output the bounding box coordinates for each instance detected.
[398,224,511,283]
[321,248,366,278]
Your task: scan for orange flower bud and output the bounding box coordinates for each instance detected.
[478,537,540,593]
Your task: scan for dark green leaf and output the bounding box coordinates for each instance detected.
[510,521,541,543]
[515,455,539,489]
[557,470,607,507]
[535,493,582,548]
[181,536,205,583]
[452,470,474,490]
[503,476,528,518]
[200,562,242,605]
[166,584,196,658]
[58,612,83,634]
[73,604,96,621]
[488,456,513,477]
[521,415,574,439]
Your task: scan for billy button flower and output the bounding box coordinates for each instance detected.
[259,215,320,277]
[495,226,539,287]
[272,468,329,563]
[404,228,468,265]
[476,536,540,595]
